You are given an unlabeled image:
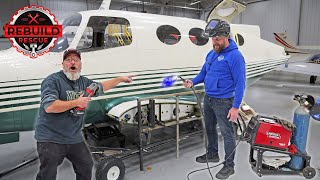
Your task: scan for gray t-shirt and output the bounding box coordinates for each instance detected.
[34,70,103,144]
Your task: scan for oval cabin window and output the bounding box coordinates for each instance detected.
[156,25,181,45]
[189,28,209,46]
[235,33,244,46]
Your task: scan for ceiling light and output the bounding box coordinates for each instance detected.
[189,0,201,6]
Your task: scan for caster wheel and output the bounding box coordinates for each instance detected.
[96,156,125,180]
[302,166,316,179]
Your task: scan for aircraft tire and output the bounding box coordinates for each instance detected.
[96,156,125,180]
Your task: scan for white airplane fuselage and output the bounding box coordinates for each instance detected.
[0,9,289,139]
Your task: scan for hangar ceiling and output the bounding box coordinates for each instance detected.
[90,0,272,11]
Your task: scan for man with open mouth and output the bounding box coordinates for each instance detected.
[34,49,134,180]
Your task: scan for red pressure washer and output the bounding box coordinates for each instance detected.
[242,94,320,179]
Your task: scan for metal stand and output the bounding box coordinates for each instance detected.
[249,145,311,177]
[176,96,180,159]
[137,100,143,171]
[136,90,203,171]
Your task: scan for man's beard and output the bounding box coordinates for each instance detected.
[63,68,81,81]
[213,44,225,53]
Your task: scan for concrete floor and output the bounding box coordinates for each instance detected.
[1,57,320,180]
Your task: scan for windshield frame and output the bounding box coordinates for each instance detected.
[51,13,84,52]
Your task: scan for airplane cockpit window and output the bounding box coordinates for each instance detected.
[51,13,82,52]
[234,33,244,46]
[76,16,132,51]
[78,27,93,49]
[156,25,181,45]
[189,28,209,46]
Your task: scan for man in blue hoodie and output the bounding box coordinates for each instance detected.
[184,19,246,179]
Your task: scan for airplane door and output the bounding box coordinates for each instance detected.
[76,15,136,74]
[207,0,246,23]
[71,15,136,123]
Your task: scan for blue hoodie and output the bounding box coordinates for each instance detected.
[192,39,246,109]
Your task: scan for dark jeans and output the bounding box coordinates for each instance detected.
[36,141,93,180]
[203,95,236,167]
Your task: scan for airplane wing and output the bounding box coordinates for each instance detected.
[206,0,246,23]
[277,54,320,76]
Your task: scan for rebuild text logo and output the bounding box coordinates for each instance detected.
[4,5,62,58]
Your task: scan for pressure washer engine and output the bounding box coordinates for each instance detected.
[241,94,320,179]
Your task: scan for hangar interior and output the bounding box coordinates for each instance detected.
[0,0,319,180]
[1,0,320,50]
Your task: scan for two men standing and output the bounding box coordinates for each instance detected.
[34,18,245,180]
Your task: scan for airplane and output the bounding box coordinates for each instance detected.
[274,32,320,84]
[0,0,289,177]
[273,32,309,54]
[0,0,289,144]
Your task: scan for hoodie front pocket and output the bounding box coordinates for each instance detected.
[205,78,218,89]
[218,78,232,88]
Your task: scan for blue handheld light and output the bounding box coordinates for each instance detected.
[162,75,178,87]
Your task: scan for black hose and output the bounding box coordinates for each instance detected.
[187,141,241,180]
[179,76,243,180]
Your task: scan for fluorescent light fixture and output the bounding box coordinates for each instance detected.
[295,65,307,68]
[190,0,201,6]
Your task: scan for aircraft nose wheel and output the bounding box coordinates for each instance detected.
[302,166,316,179]
[96,156,125,180]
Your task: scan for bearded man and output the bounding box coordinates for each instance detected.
[183,19,246,179]
[34,49,134,180]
